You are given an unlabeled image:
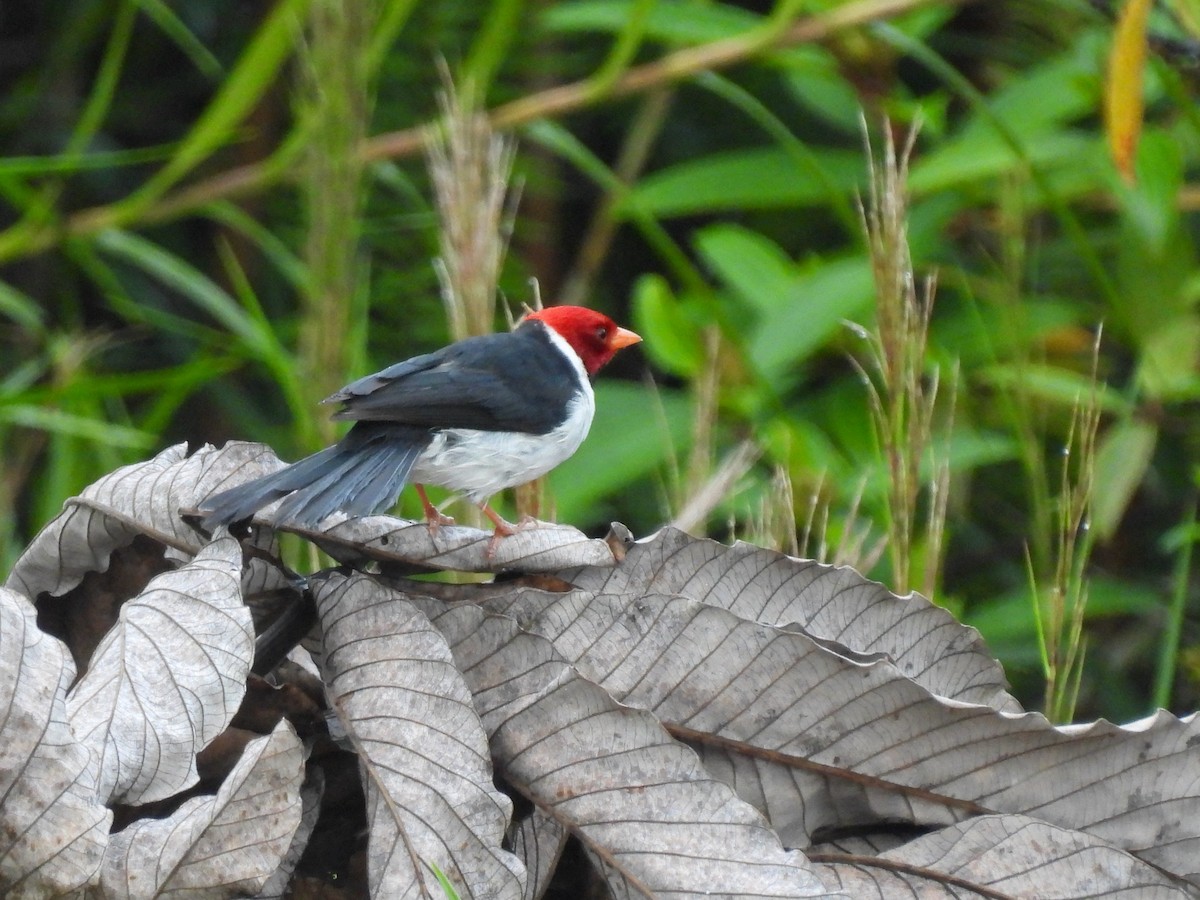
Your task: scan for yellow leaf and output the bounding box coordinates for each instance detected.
[1106,0,1153,183]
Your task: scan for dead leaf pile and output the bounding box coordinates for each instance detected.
[2,443,1197,898]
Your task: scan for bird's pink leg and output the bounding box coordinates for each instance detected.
[480,504,549,556]
[415,484,455,533]
[479,503,516,557]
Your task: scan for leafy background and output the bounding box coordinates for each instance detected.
[2,0,1199,723]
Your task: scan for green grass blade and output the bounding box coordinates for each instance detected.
[95,228,272,356]
[464,0,525,94]
[0,281,46,333]
[0,405,154,448]
[367,0,421,72]
[523,118,706,294]
[695,70,861,242]
[205,201,309,289]
[1153,501,1197,710]
[214,236,311,430]
[132,0,224,79]
[130,0,311,207]
[584,0,656,98]
[15,1,136,231]
[71,239,223,343]
[69,1,137,155]
[424,861,461,900]
[0,144,180,177]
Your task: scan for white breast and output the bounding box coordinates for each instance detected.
[409,327,596,503]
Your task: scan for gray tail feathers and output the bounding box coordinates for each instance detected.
[200,424,431,530]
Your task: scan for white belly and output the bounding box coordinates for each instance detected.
[409,387,594,503]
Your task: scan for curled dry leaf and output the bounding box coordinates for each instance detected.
[561,527,1020,710]
[257,768,325,900]
[297,515,616,574]
[422,600,838,898]
[487,587,1200,883]
[37,534,174,673]
[508,812,567,900]
[5,441,282,602]
[313,572,525,899]
[0,589,111,897]
[813,814,1194,898]
[185,441,618,574]
[99,720,306,900]
[66,536,254,805]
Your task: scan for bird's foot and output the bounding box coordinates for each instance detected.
[423,509,456,532]
[415,484,455,535]
[483,507,518,559]
[481,505,548,558]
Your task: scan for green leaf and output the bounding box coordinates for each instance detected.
[133,0,225,80]
[524,119,704,292]
[13,358,237,410]
[1115,128,1184,255]
[979,364,1134,417]
[956,49,1100,144]
[626,147,864,218]
[693,225,878,385]
[695,71,860,239]
[888,3,958,40]
[1092,417,1158,540]
[540,0,758,44]
[1136,316,1200,400]
[0,143,179,177]
[777,46,867,134]
[205,201,308,290]
[464,0,525,93]
[968,576,1163,667]
[368,0,421,70]
[1170,0,1200,33]
[425,860,462,900]
[908,131,1101,197]
[751,256,875,383]
[694,223,796,318]
[631,275,705,378]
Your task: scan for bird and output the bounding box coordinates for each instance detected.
[200,305,641,546]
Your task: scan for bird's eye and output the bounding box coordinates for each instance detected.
[595,325,609,341]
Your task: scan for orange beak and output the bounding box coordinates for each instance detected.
[610,326,642,351]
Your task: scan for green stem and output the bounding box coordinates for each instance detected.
[463,0,525,95]
[584,0,656,100]
[1152,500,1197,710]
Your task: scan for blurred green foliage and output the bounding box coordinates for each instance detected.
[2,0,1199,721]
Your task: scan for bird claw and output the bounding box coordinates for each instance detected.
[484,514,547,559]
[423,509,456,536]
[415,483,455,536]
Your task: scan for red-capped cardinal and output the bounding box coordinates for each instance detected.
[200,306,641,543]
